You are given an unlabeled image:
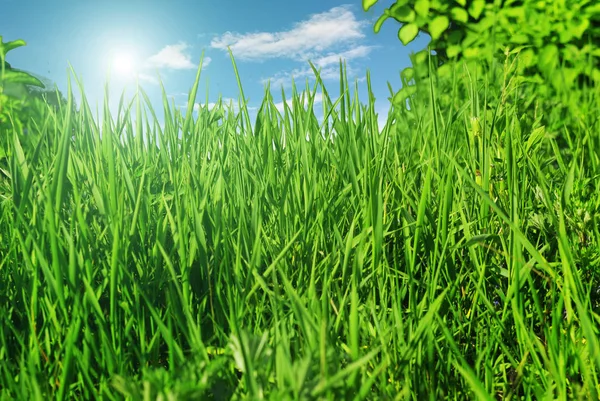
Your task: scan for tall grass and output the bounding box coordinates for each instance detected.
[0,51,599,400]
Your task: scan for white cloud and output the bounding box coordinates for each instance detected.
[145,43,211,70]
[201,56,212,69]
[211,6,375,89]
[210,5,368,61]
[311,45,374,69]
[263,53,371,90]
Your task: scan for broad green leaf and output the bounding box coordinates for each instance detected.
[447,45,461,58]
[398,23,419,45]
[511,33,529,44]
[538,44,558,74]
[476,15,495,31]
[558,24,574,44]
[391,85,417,105]
[569,18,590,39]
[455,0,466,6]
[468,0,485,19]
[502,6,525,19]
[429,0,446,12]
[585,4,600,14]
[429,15,449,40]
[518,48,536,67]
[1,69,44,87]
[414,0,429,17]
[401,67,414,82]
[451,7,469,23]
[560,68,579,88]
[463,47,480,59]
[390,5,416,22]
[362,0,378,12]
[437,63,452,77]
[413,50,429,64]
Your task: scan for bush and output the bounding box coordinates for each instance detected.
[365,0,600,91]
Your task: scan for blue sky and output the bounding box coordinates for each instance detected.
[2,0,430,126]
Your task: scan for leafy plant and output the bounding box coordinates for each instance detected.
[1,36,45,105]
[0,36,67,166]
[365,0,600,92]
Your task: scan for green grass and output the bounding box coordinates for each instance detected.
[1,51,599,400]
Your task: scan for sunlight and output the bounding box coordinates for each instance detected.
[110,51,138,80]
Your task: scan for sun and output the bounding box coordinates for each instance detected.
[110,52,137,79]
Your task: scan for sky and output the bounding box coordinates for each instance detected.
[1,0,431,127]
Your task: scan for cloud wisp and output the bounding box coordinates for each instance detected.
[210,6,367,61]
[146,43,206,70]
[136,42,211,85]
[264,45,375,88]
[210,5,375,88]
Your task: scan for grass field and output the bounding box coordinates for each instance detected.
[1,51,599,400]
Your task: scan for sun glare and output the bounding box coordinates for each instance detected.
[110,52,137,79]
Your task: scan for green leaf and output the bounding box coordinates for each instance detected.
[455,0,466,6]
[538,44,558,75]
[398,23,419,45]
[414,0,430,17]
[463,47,480,59]
[374,13,390,33]
[401,67,414,82]
[502,6,525,19]
[569,18,590,40]
[558,23,573,44]
[508,45,532,55]
[518,48,536,68]
[392,85,417,105]
[454,363,495,401]
[561,161,576,209]
[525,125,546,153]
[511,33,529,44]
[413,50,429,65]
[468,0,485,19]
[1,69,44,88]
[437,63,452,77]
[0,37,27,58]
[429,16,449,40]
[362,0,378,12]
[447,45,461,58]
[584,3,600,14]
[390,5,416,22]
[465,234,500,248]
[451,7,469,23]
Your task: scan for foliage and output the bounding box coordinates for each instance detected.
[0,44,599,399]
[365,0,600,92]
[1,36,67,167]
